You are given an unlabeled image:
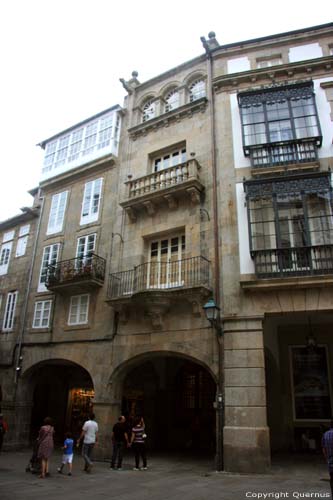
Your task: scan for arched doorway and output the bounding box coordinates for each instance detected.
[120,355,216,455]
[27,360,94,443]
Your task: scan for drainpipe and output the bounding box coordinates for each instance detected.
[201,33,224,472]
[14,191,45,387]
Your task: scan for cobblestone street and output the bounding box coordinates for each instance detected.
[0,449,331,500]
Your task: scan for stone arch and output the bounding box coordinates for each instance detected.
[18,357,95,444]
[159,80,181,98]
[107,350,217,453]
[137,92,158,110]
[109,349,217,400]
[183,70,207,88]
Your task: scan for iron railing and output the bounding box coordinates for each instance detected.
[46,254,106,287]
[249,140,318,168]
[252,245,333,278]
[108,256,211,299]
[125,159,200,199]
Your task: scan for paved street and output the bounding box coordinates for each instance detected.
[0,449,331,500]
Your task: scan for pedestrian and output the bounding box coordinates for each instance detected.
[0,413,9,452]
[130,416,147,471]
[58,431,74,476]
[37,417,54,479]
[77,413,98,473]
[110,415,129,470]
[322,420,333,498]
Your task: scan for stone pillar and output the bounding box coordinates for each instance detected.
[223,317,270,472]
[2,399,33,450]
[92,399,121,461]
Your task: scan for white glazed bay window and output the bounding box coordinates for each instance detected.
[68,294,89,325]
[0,231,15,276]
[3,291,18,331]
[42,110,121,177]
[80,179,103,225]
[47,191,68,235]
[33,300,52,328]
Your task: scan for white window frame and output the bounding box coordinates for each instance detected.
[76,234,96,265]
[189,79,206,103]
[38,244,60,292]
[0,241,12,275]
[256,57,283,69]
[165,89,180,113]
[33,300,52,329]
[16,226,30,257]
[152,147,186,173]
[68,294,89,325]
[47,191,68,235]
[3,230,15,242]
[142,99,156,122]
[80,179,103,225]
[3,291,18,332]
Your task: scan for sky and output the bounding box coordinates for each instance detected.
[0,0,331,222]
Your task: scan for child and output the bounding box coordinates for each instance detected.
[58,432,74,476]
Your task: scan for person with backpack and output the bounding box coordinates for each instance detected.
[0,413,9,452]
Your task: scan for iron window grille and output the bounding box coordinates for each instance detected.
[244,172,333,278]
[238,81,322,167]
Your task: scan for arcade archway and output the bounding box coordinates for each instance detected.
[27,360,94,443]
[119,354,216,454]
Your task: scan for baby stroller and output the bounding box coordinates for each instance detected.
[25,439,40,474]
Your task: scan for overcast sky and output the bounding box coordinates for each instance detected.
[0,0,331,221]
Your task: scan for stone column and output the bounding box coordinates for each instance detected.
[223,316,270,472]
[2,399,33,450]
[92,399,121,461]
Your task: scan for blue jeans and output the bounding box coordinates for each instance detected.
[111,441,124,468]
[82,443,94,468]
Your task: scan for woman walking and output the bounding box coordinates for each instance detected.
[130,416,147,470]
[37,417,54,478]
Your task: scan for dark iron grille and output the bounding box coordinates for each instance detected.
[249,140,318,168]
[108,256,211,299]
[46,253,106,287]
[253,245,333,278]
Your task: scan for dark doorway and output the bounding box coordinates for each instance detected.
[29,362,94,443]
[122,357,216,454]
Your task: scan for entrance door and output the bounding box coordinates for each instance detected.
[148,235,185,289]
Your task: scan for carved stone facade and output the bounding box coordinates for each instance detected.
[0,22,333,473]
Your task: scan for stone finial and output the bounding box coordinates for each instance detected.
[119,71,140,94]
[201,31,219,53]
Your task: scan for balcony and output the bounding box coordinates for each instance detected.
[107,256,212,322]
[46,254,106,294]
[252,245,333,279]
[248,139,319,171]
[120,159,204,221]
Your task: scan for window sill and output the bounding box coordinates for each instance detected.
[240,274,333,291]
[128,97,208,140]
[64,324,91,332]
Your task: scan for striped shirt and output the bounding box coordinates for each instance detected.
[132,425,145,444]
[322,429,333,471]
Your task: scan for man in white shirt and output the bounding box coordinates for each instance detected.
[78,413,98,473]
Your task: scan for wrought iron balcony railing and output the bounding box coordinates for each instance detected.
[248,139,318,168]
[46,254,106,289]
[108,256,211,299]
[252,245,333,278]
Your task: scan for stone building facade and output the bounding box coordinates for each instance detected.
[0,22,333,473]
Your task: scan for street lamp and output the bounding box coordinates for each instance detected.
[203,298,224,471]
